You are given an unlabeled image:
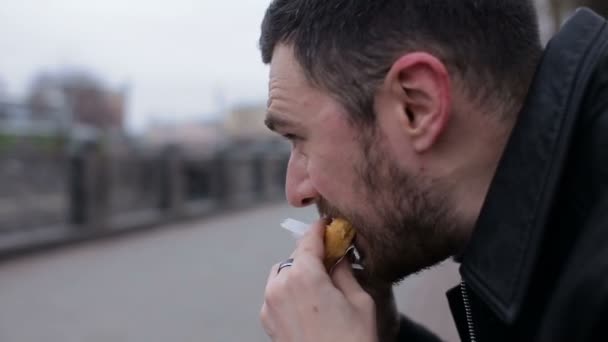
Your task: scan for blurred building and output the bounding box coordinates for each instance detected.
[27,70,128,132]
[0,97,70,136]
[142,118,227,153]
[224,103,274,141]
[61,83,127,130]
[141,103,281,155]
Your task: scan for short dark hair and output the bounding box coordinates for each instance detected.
[260,0,542,124]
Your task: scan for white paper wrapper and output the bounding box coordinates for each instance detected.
[280,218,364,270]
[281,218,311,239]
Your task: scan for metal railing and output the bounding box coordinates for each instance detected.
[0,134,289,250]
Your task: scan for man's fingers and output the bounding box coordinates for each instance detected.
[331,259,365,298]
[332,259,375,313]
[266,262,281,284]
[293,219,326,260]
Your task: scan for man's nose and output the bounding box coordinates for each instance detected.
[285,154,319,208]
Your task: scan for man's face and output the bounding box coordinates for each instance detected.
[267,45,465,285]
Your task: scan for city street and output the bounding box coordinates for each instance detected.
[0,204,460,342]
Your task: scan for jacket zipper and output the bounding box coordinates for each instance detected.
[460,281,477,342]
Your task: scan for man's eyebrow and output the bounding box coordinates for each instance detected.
[264,112,298,132]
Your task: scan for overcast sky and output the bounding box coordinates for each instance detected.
[0,0,272,132]
[0,1,556,133]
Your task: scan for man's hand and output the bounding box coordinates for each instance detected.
[260,220,378,342]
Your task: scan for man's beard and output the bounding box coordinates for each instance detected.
[317,132,467,285]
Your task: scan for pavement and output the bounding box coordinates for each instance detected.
[0,203,460,342]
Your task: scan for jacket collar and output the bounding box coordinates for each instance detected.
[460,9,608,324]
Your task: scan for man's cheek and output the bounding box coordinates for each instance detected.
[309,172,335,202]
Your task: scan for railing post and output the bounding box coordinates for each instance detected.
[159,145,185,217]
[69,141,109,229]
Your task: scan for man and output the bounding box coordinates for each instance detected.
[259,1,608,341]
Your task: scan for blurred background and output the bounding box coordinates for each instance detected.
[0,1,604,341]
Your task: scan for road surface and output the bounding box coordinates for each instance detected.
[0,204,460,342]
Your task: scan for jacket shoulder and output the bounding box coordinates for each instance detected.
[537,195,608,341]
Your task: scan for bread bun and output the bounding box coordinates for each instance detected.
[323,218,356,270]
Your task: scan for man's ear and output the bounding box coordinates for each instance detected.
[386,52,452,153]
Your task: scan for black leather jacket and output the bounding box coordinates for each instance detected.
[399,8,608,342]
